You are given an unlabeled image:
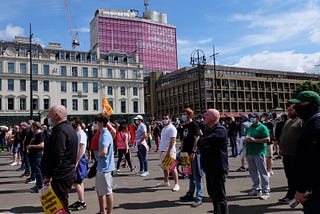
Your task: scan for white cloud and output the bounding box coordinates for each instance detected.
[233,51,320,73]
[0,24,25,40]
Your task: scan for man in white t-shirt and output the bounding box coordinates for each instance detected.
[69,117,88,211]
[157,114,180,192]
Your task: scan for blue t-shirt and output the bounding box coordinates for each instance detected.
[135,123,147,142]
[97,128,115,173]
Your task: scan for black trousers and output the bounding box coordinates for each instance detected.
[51,178,74,214]
[206,172,229,214]
[282,155,296,199]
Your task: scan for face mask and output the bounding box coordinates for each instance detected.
[48,118,55,127]
[134,120,140,125]
[93,123,99,130]
[261,117,265,122]
[162,119,169,126]
[250,117,257,123]
[294,104,318,119]
[181,115,188,122]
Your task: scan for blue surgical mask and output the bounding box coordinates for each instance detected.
[250,117,257,123]
[181,115,188,122]
[48,118,55,127]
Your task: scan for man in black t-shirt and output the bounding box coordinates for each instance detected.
[179,108,204,208]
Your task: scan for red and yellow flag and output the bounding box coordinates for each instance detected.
[102,96,113,116]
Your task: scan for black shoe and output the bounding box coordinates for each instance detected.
[20,173,30,178]
[180,195,194,202]
[71,202,87,211]
[30,186,39,193]
[278,197,291,203]
[237,166,246,172]
[69,201,80,208]
[16,167,24,171]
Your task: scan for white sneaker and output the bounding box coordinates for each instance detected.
[248,189,262,196]
[140,171,149,177]
[10,162,18,166]
[172,184,180,192]
[260,193,270,200]
[157,181,170,187]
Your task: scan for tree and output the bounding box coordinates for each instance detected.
[293,81,320,96]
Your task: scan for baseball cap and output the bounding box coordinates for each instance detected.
[134,115,143,120]
[288,91,320,106]
[249,112,260,118]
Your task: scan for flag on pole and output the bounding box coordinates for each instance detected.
[102,96,113,115]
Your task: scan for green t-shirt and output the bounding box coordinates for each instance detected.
[245,122,270,155]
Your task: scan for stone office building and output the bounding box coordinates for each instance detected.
[145,65,320,119]
[0,37,144,125]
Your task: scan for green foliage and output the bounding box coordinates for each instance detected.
[293,81,320,96]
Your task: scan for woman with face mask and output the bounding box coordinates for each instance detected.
[244,112,271,200]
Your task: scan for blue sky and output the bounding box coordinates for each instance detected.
[1,0,320,73]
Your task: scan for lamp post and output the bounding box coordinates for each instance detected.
[210,45,219,110]
[29,23,33,120]
[190,49,206,114]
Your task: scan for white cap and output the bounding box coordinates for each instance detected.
[134,115,143,120]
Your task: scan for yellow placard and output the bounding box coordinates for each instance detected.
[180,152,192,174]
[161,155,178,171]
[40,187,67,214]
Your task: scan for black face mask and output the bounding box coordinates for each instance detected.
[293,104,318,120]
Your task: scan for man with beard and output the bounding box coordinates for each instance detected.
[288,91,320,214]
[278,104,303,203]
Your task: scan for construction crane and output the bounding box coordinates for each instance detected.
[65,0,80,48]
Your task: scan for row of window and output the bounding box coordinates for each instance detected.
[0,97,139,113]
[0,79,139,95]
[0,62,140,79]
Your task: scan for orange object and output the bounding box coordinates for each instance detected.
[102,96,113,115]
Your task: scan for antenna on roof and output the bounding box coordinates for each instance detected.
[144,0,149,11]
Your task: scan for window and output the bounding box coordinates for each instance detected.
[61,81,67,92]
[19,48,26,57]
[43,65,49,75]
[132,70,138,79]
[43,80,49,92]
[8,97,14,110]
[32,98,38,110]
[71,67,78,77]
[93,99,98,111]
[0,79,1,91]
[91,53,97,62]
[107,69,113,78]
[72,82,77,92]
[32,80,38,91]
[72,99,78,111]
[93,82,98,93]
[83,99,88,111]
[8,62,14,73]
[107,86,113,95]
[121,100,126,113]
[61,99,67,107]
[82,67,88,77]
[83,82,88,92]
[133,101,138,113]
[8,79,14,91]
[120,86,125,96]
[60,51,65,60]
[92,68,98,77]
[120,69,125,79]
[43,99,50,110]
[32,64,38,75]
[20,80,26,91]
[20,63,27,74]
[0,62,2,73]
[80,53,86,62]
[70,52,76,61]
[133,87,138,96]
[20,98,26,110]
[0,97,1,110]
[61,66,67,76]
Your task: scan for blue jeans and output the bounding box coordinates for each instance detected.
[246,154,270,194]
[230,136,238,156]
[30,157,43,189]
[0,137,5,151]
[186,155,203,201]
[137,144,148,172]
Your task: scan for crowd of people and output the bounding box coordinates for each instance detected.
[0,90,319,214]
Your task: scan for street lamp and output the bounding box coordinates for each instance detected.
[190,49,206,114]
[29,23,33,120]
[210,45,219,111]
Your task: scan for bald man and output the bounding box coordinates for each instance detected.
[198,109,229,214]
[41,104,78,214]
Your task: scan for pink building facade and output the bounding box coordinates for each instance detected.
[90,9,178,72]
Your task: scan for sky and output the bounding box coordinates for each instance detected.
[1,0,320,73]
